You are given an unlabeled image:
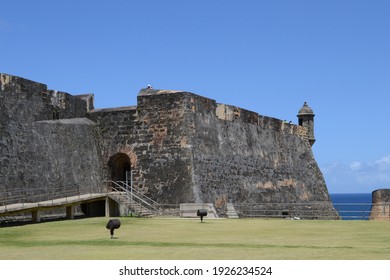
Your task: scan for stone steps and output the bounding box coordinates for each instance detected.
[108,193,154,217]
[226,203,239,219]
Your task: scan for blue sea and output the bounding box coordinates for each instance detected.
[330,193,372,220]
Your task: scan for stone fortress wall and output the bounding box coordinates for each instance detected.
[0,74,102,204]
[1,73,338,218]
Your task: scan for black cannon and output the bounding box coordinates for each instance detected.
[106,219,121,239]
[197,209,208,223]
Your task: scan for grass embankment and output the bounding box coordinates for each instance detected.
[1,217,389,260]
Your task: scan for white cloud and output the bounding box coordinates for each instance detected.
[349,161,362,171]
[321,155,390,193]
[374,155,390,171]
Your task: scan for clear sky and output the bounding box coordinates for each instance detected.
[1,0,389,193]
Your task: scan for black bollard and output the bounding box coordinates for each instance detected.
[106,219,121,239]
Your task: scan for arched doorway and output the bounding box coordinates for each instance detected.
[108,153,131,183]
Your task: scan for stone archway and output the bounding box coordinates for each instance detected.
[108,153,131,183]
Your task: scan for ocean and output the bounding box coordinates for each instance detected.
[330,193,372,220]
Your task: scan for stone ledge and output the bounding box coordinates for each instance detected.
[138,88,187,96]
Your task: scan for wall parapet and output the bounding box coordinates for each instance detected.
[0,73,91,120]
[136,89,311,144]
[216,102,309,142]
[1,73,47,93]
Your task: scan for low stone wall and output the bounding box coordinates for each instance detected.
[370,189,390,221]
[180,203,219,218]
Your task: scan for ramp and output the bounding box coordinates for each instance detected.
[0,193,108,222]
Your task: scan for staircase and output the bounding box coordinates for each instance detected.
[226,203,239,219]
[108,181,160,217]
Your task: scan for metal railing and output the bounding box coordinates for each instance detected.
[234,202,338,220]
[105,181,160,214]
[335,202,390,220]
[2,183,390,221]
[234,202,390,220]
[0,183,107,213]
[332,202,372,220]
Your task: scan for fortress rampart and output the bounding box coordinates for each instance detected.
[1,73,338,218]
[0,74,102,205]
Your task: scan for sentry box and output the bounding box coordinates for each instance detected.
[197,209,208,223]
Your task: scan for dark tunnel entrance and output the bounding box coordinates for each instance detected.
[108,153,131,183]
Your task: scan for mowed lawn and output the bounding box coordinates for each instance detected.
[1,217,390,260]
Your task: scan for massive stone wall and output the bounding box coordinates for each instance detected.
[186,93,335,217]
[135,91,196,204]
[88,106,138,182]
[89,89,197,204]
[192,105,329,204]
[1,73,337,218]
[89,88,336,217]
[0,74,103,204]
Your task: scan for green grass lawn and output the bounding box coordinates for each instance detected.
[1,217,390,260]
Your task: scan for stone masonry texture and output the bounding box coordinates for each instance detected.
[0,74,102,204]
[1,74,338,218]
[370,189,390,221]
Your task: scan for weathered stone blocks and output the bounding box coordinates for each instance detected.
[1,74,338,219]
[370,189,390,221]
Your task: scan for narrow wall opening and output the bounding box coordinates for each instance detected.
[108,153,131,183]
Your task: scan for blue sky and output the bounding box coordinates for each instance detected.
[1,0,389,193]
